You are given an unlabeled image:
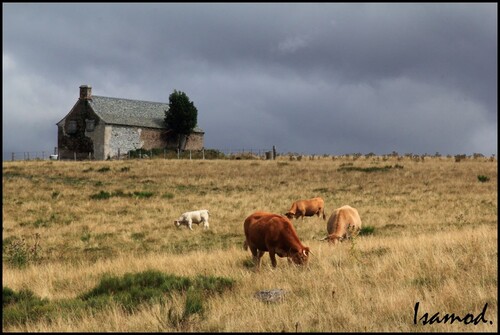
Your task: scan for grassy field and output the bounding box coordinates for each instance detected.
[2,155,497,332]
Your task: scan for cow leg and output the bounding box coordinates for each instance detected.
[249,246,260,267]
[202,218,209,230]
[256,250,265,269]
[269,250,277,268]
[187,219,193,230]
[252,249,264,269]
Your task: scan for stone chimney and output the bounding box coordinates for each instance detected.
[79,85,92,100]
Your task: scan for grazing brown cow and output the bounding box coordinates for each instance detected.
[243,211,311,269]
[285,197,326,220]
[326,205,362,244]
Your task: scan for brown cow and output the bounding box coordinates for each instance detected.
[325,205,362,244]
[243,211,311,269]
[285,197,326,220]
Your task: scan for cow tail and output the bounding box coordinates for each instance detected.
[323,209,326,220]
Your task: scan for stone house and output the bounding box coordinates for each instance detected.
[56,85,204,160]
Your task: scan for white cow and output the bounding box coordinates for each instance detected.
[174,209,210,230]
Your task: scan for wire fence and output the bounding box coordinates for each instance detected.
[6,148,493,162]
[5,147,278,161]
[7,151,59,161]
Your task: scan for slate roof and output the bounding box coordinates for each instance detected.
[88,95,203,132]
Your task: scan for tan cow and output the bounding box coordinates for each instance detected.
[243,211,311,269]
[285,197,326,220]
[325,205,362,244]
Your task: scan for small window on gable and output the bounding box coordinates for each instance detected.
[86,119,95,132]
[67,120,77,134]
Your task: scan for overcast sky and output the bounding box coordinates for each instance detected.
[2,3,497,159]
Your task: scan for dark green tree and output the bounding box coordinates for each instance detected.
[164,90,198,150]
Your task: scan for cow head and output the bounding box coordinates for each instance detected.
[290,247,310,265]
[284,211,295,219]
[327,234,342,245]
[173,220,181,228]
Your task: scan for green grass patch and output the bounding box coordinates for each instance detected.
[79,270,234,313]
[131,232,146,241]
[162,192,175,199]
[477,175,490,183]
[90,191,112,200]
[3,234,42,268]
[96,167,111,173]
[3,287,53,326]
[90,190,155,200]
[359,225,375,236]
[3,270,235,328]
[338,165,403,173]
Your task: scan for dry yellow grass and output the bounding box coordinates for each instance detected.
[2,156,497,332]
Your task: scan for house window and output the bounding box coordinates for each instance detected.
[86,119,95,132]
[67,120,77,134]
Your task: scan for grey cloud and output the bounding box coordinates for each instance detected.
[2,3,497,159]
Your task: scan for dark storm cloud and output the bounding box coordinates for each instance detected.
[2,3,497,159]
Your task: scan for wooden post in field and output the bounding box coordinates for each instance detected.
[27,152,30,161]
[12,152,14,161]
[74,152,77,161]
[177,149,180,159]
[202,148,205,160]
[190,150,192,160]
[118,148,120,160]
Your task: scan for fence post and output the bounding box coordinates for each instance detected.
[12,152,14,161]
[189,150,192,160]
[74,152,76,161]
[202,148,205,160]
[118,148,120,160]
[177,149,180,159]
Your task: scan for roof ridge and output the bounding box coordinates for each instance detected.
[92,95,168,105]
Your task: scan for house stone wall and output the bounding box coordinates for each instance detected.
[84,122,106,160]
[105,125,143,159]
[140,128,168,149]
[101,126,204,159]
[57,99,97,160]
[184,132,204,150]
